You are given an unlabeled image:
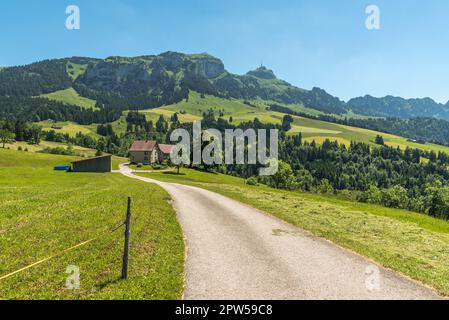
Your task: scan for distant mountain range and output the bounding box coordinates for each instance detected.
[347,95,449,120]
[0,51,448,120]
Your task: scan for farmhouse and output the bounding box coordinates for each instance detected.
[158,144,175,162]
[71,154,112,173]
[129,140,175,164]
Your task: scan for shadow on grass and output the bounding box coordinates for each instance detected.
[163,172,186,176]
[95,276,123,290]
[195,168,219,175]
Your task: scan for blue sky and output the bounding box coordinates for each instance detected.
[1,0,449,102]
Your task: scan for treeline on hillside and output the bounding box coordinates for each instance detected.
[0,57,189,114]
[183,112,449,219]
[271,139,449,219]
[0,59,72,96]
[0,120,41,145]
[45,111,176,157]
[269,104,449,147]
[290,87,347,114]
[0,110,174,157]
[0,118,132,157]
[73,83,188,111]
[0,96,121,124]
[0,119,96,151]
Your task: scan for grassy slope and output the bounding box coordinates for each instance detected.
[3,140,127,170]
[162,92,257,117]
[139,169,449,296]
[46,89,449,154]
[288,115,449,153]
[140,108,202,123]
[4,140,96,156]
[37,120,99,138]
[40,87,97,110]
[153,92,449,154]
[0,149,184,299]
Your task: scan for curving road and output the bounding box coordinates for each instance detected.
[119,165,440,300]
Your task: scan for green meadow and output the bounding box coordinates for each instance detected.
[40,87,98,110]
[152,92,449,154]
[0,149,184,299]
[161,91,258,117]
[288,115,449,154]
[140,168,449,296]
[4,139,97,157]
[2,139,128,168]
[50,89,449,155]
[37,120,99,138]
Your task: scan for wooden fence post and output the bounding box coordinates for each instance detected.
[122,197,132,279]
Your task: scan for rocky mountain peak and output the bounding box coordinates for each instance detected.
[188,53,225,79]
[246,66,277,80]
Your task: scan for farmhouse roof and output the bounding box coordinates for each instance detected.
[158,144,175,155]
[130,140,157,152]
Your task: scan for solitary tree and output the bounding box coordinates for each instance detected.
[95,138,106,156]
[156,115,167,134]
[171,113,179,124]
[282,115,294,132]
[267,160,297,190]
[0,129,15,148]
[374,135,385,145]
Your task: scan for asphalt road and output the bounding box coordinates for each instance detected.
[120,165,440,300]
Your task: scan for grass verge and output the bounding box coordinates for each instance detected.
[138,168,449,296]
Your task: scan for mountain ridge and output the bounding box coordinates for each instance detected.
[347,94,449,120]
[0,51,448,120]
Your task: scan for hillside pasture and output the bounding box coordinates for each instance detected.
[294,117,449,153]
[0,149,184,299]
[43,90,449,156]
[38,120,99,138]
[40,87,97,110]
[4,140,96,157]
[140,108,202,123]
[158,92,449,154]
[161,92,257,117]
[2,141,127,170]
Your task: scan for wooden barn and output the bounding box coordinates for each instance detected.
[71,155,112,173]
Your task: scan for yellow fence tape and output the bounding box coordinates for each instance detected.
[0,239,95,281]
